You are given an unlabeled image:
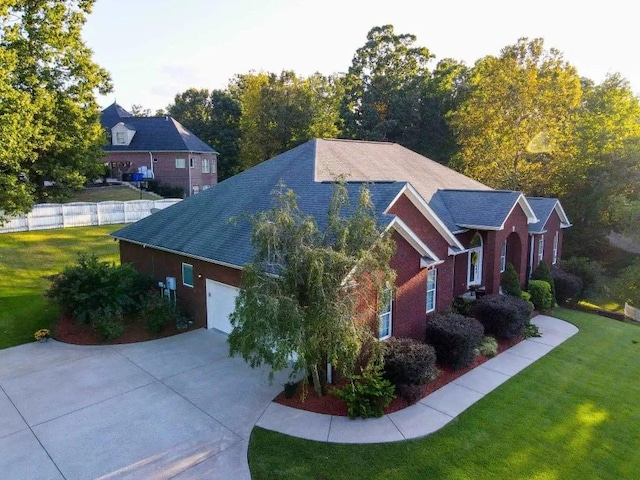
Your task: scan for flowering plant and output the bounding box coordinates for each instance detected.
[34,329,51,341]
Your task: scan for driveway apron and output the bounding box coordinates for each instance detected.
[0,329,287,480]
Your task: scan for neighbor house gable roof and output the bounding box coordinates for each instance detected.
[111,141,406,269]
[313,139,490,203]
[100,103,218,154]
[430,190,538,232]
[527,197,572,233]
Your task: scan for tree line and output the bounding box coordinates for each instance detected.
[163,26,640,258]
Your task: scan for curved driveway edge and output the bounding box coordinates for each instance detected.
[0,328,288,480]
[255,315,579,443]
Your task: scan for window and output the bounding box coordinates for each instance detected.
[175,158,186,169]
[500,241,507,273]
[467,233,483,286]
[379,288,392,339]
[115,132,126,145]
[426,268,437,313]
[182,263,194,287]
[202,158,211,173]
[538,237,544,263]
[552,231,559,264]
[189,158,194,168]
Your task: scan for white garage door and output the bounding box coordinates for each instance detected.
[205,279,240,334]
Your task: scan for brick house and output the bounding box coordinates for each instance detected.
[100,102,218,196]
[111,139,570,341]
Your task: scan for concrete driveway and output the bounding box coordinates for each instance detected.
[0,329,288,479]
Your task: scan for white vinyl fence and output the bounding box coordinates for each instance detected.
[0,199,181,233]
[624,303,640,322]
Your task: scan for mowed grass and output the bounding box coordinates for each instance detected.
[0,225,122,349]
[67,185,160,202]
[249,308,640,480]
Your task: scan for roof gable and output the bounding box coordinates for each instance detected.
[527,197,571,233]
[430,190,537,231]
[101,102,133,129]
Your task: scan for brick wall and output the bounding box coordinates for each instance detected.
[103,151,218,196]
[120,241,241,329]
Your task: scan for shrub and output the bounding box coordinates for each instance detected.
[611,258,640,307]
[383,338,438,402]
[531,261,555,302]
[449,297,476,317]
[475,294,533,339]
[524,321,541,338]
[146,180,184,198]
[139,291,177,334]
[90,307,125,341]
[478,336,498,357]
[45,254,154,324]
[528,280,554,312]
[552,267,583,304]
[425,313,484,370]
[501,263,522,297]
[560,256,604,298]
[333,363,396,419]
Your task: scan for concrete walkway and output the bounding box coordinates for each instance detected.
[255,315,579,443]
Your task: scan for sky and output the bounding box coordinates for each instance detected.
[83,0,640,113]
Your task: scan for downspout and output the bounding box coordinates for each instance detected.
[148,152,154,179]
[188,151,192,196]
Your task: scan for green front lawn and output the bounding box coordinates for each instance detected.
[249,308,640,480]
[0,225,121,349]
[67,185,160,202]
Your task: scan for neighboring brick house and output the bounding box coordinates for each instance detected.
[100,102,219,196]
[111,139,570,342]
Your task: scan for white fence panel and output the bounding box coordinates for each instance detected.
[0,199,181,233]
[624,303,640,322]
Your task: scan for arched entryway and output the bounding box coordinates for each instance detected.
[505,231,523,279]
[467,233,483,287]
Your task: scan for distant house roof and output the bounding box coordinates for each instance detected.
[314,139,489,202]
[527,197,572,233]
[100,102,218,154]
[430,190,538,232]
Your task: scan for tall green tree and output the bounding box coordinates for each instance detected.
[0,0,112,216]
[232,71,342,170]
[228,182,396,397]
[563,74,640,254]
[448,38,582,194]
[167,88,242,180]
[340,25,434,149]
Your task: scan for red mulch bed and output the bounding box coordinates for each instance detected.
[53,315,183,345]
[274,335,523,416]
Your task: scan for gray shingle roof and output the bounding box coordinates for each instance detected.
[430,190,526,231]
[101,103,218,154]
[111,140,404,268]
[314,139,490,202]
[527,197,570,233]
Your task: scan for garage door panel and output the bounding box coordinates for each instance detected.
[206,279,239,334]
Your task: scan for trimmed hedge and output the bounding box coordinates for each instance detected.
[531,261,556,302]
[425,313,484,370]
[475,294,533,339]
[528,280,554,312]
[552,267,583,304]
[383,338,438,400]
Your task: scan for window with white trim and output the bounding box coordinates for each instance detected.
[538,237,544,263]
[202,158,211,173]
[379,288,392,339]
[115,132,127,145]
[182,263,194,287]
[426,268,437,313]
[500,240,507,273]
[175,158,186,169]
[552,231,559,265]
[467,233,483,286]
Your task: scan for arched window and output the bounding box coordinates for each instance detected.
[468,233,483,287]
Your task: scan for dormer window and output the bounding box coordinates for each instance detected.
[111,122,136,146]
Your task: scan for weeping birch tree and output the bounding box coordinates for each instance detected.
[228,182,396,397]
